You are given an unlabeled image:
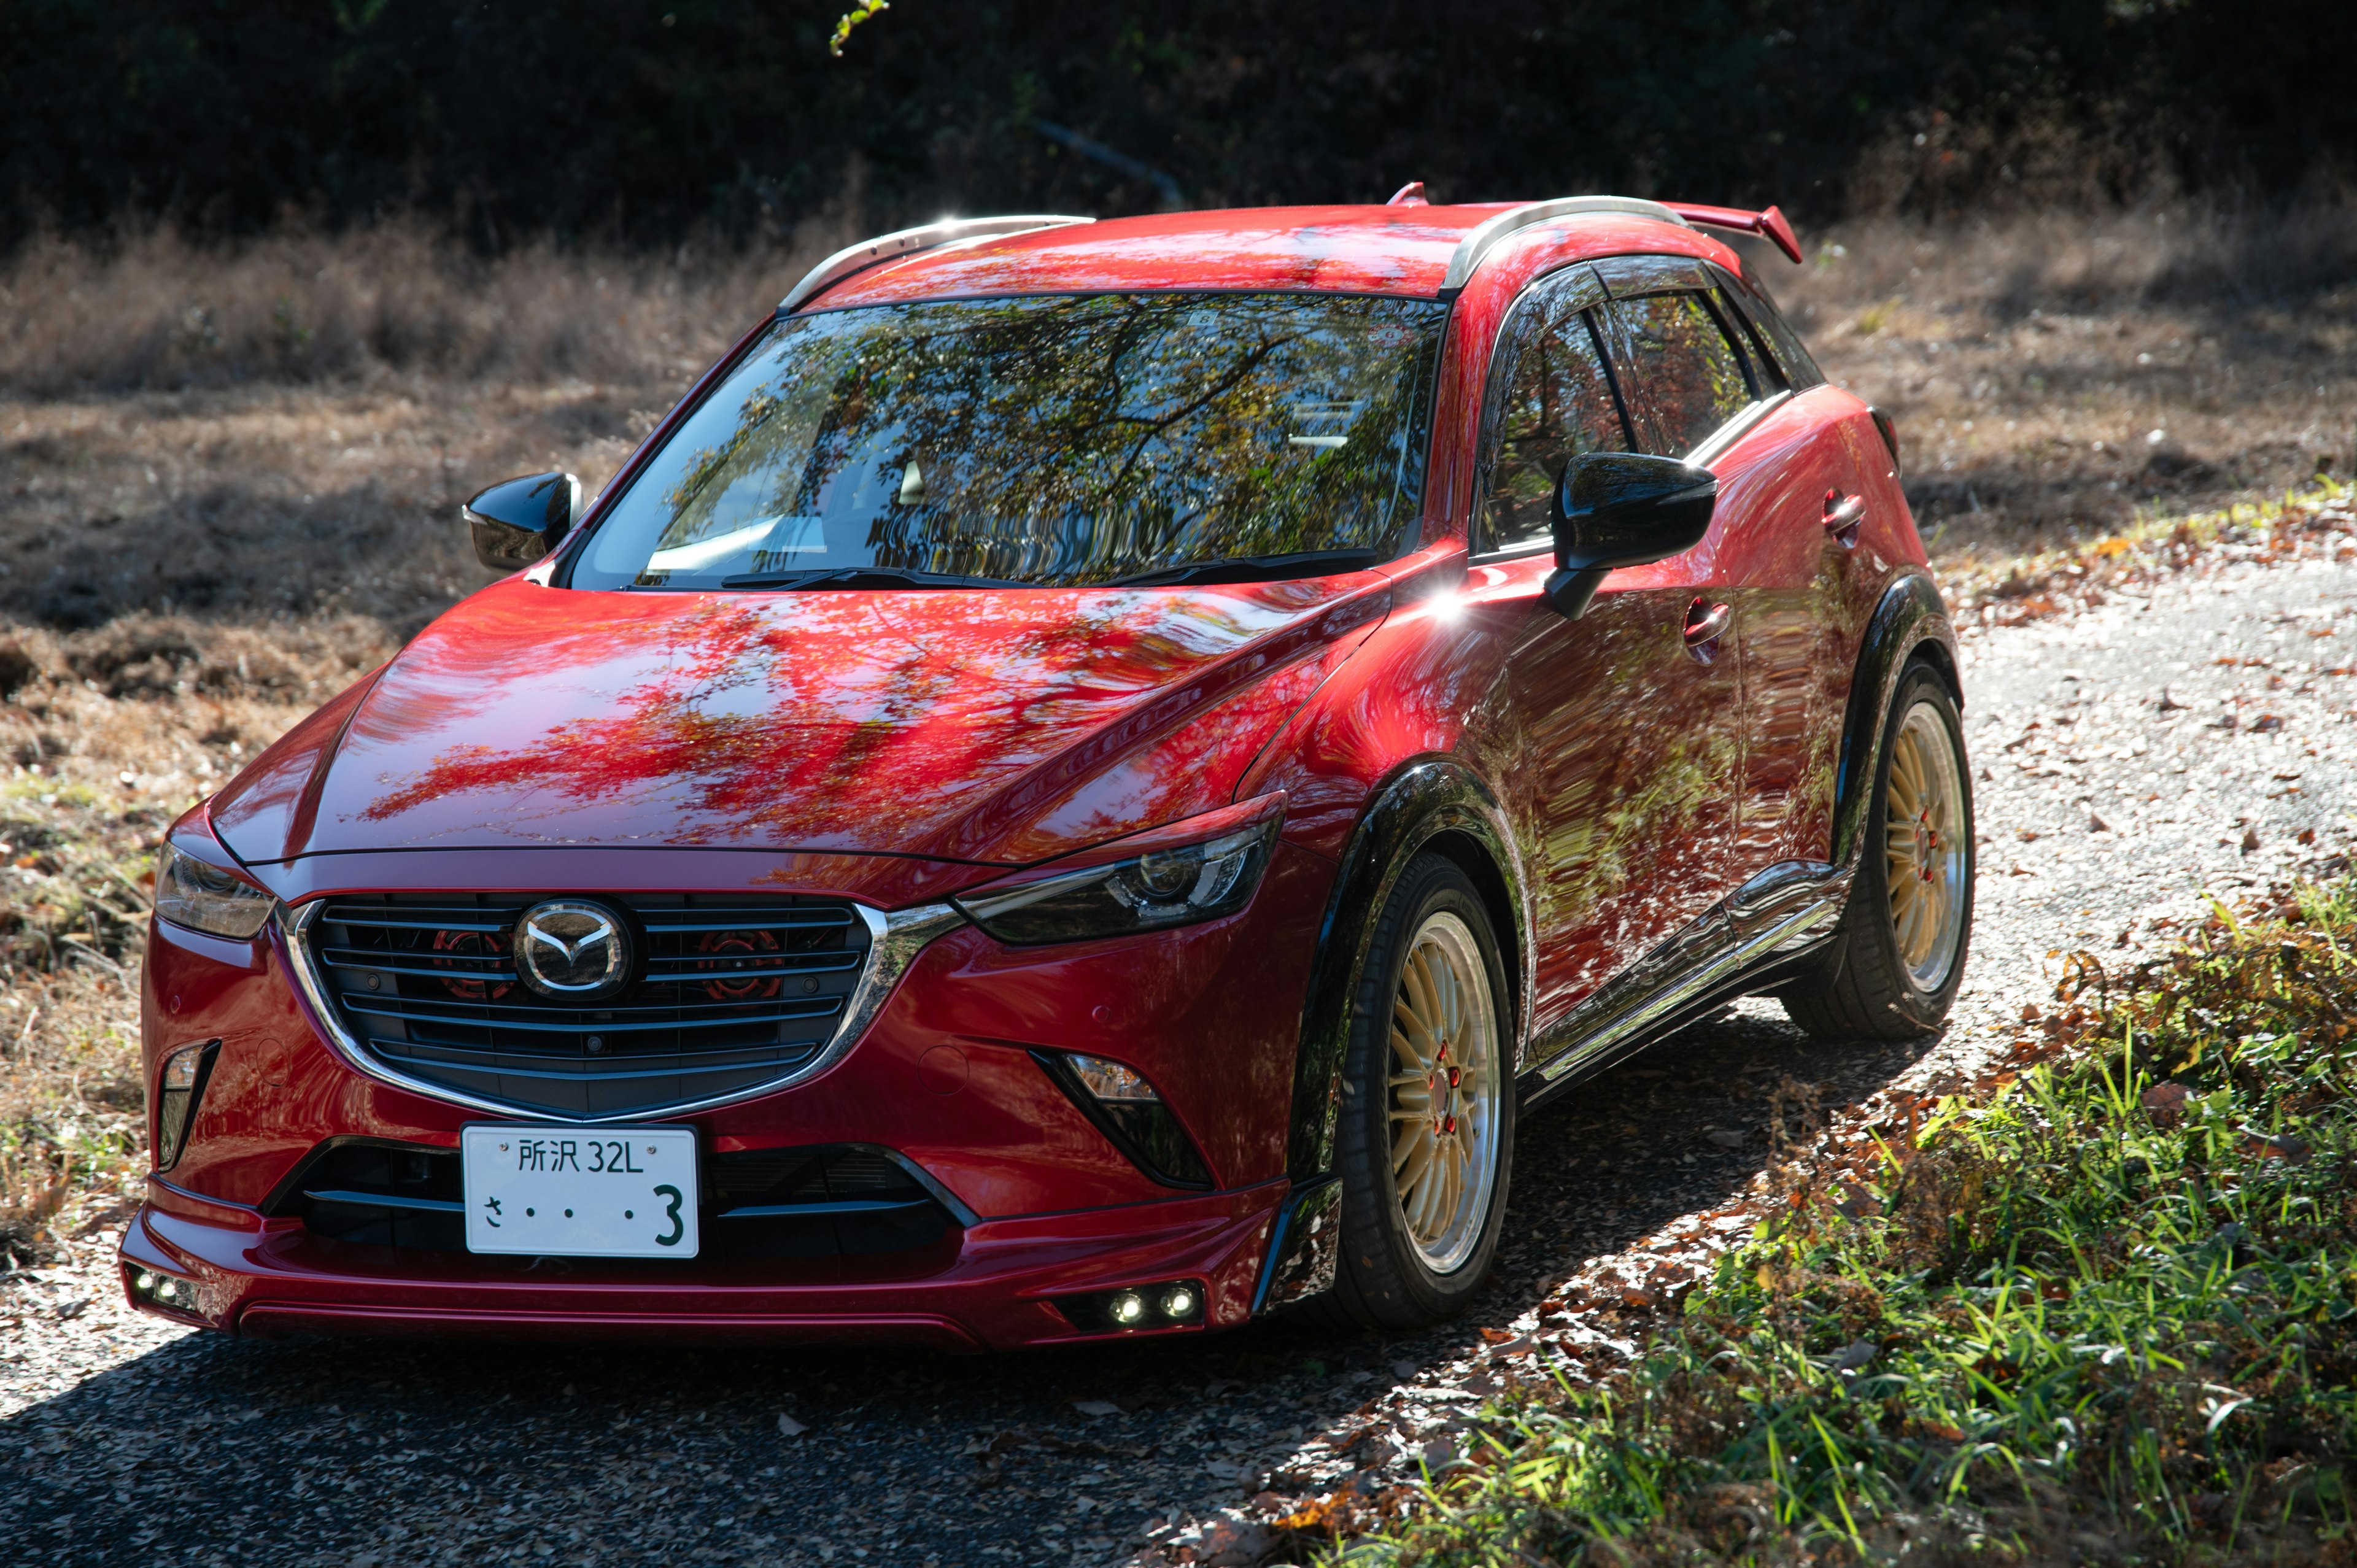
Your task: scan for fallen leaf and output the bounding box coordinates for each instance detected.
[2243,827,2262,853]
[1071,1399,1123,1418]
[1477,1326,1514,1345]
[2141,1081,2193,1125]
[2245,1131,2312,1165]
[776,1413,807,1437]
[1832,1181,1881,1219]
[2251,714,2285,732]
[1829,1340,1877,1374]
[2299,827,2318,844]
[2089,812,2111,832]
[2157,688,2185,712]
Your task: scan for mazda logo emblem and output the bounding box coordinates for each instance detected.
[511,900,633,999]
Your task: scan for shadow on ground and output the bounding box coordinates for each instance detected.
[2,1006,1932,1567]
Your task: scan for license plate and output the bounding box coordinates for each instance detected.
[461,1124,700,1259]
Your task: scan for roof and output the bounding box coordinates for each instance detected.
[799,202,1751,311]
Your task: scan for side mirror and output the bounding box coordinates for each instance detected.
[464,472,579,571]
[1543,452,1717,620]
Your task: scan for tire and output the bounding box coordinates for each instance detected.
[1782,662,1975,1041]
[1308,852,1516,1331]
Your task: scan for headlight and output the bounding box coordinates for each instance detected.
[154,842,278,940]
[955,808,1281,945]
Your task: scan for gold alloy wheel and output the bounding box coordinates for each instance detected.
[1385,911,1501,1273]
[1884,698,1969,991]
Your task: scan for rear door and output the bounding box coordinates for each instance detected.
[1593,257,1862,880]
[1458,263,1744,1051]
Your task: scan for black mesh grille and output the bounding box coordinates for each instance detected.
[306,894,870,1119]
[276,1140,953,1261]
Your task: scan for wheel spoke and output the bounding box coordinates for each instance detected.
[1378,912,1503,1270]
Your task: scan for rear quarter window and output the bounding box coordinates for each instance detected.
[1715,265,1825,390]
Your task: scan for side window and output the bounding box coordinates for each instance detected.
[1709,286,1785,394]
[1715,266,1825,390]
[1606,291,1756,456]
[1479,287,1632,554]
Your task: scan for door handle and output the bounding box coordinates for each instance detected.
[1682,597,1731,663]
[1823,490,1866,549]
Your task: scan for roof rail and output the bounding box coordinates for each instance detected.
[1665,203,1804,265]
[778,214,1096,314]
[1436,196,1690,299]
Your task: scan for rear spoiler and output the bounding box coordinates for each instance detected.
[1666,203,1803,265]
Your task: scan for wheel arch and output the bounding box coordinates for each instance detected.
[1282,755,1530,1184]
[1830,571,1962,871]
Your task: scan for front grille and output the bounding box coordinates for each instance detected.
[277,1140,954,1261]
[301,894,871,1119]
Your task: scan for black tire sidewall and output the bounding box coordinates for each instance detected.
[1852,664,1975,1025]
[1331,853,1516,1327]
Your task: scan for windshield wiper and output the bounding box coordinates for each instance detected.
[1104,549,1385,588]
[719,565,1028,590]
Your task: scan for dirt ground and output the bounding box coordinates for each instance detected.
[0,206,2353,1563]
[3,199,2355,1265]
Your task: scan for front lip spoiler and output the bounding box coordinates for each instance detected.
[276,898,967,1126]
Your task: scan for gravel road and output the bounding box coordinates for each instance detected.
[6,528,2353,1568]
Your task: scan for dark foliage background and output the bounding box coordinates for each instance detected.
[1,0,2353,249]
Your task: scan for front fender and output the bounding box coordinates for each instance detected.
[1283,755,1530,1183]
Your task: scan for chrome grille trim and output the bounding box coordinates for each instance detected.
[280,897,965,1124]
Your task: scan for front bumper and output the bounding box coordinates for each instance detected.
[126,843,1333,1348]
[122,1175,1285,1350]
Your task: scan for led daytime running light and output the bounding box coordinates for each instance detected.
[956,810,1280,946]
[154,842,278,940]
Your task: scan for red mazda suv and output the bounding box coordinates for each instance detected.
[123,194,1973,1348]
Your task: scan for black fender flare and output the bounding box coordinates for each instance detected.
[1830,570,1962,873]
[1283,755,1531,1184]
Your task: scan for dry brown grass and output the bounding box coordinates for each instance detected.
[0,218,843,395]
[2,203,2355,1262]
[1752,200,2357,570]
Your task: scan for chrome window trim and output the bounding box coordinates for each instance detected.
[1682,389,1795,468]
[1438,198,1692,300]
[279,898,966,1125]
[778,215,1096,314]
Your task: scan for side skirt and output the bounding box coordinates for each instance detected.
[1515,858,1851,1109]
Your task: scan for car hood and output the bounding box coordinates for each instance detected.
[211,576,1388,871]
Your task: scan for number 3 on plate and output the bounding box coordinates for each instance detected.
[652,1184,685,1247]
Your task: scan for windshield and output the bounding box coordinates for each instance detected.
[570,292,1446,590]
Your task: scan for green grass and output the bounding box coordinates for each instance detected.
[1342,880,2357,1566]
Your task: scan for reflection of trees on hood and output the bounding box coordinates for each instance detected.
[638,293,1443,584]
[349,578,1350,856]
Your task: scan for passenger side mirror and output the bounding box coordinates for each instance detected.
[464,471,579,571]
[1543,452,1717,620]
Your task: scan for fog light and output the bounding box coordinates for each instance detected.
[153,1040,220,1172]
[127,1264,201,1318]
[1067,1054,1157,1102]
[1034,1052,1213,1189]
[1056,1277,1208,1333]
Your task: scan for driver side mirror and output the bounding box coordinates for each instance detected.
[1543,452,1717,620]
[465,471,579,571]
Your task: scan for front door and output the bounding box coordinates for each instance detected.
[1457,264,1744,1061]
[1593,257,1852,881]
